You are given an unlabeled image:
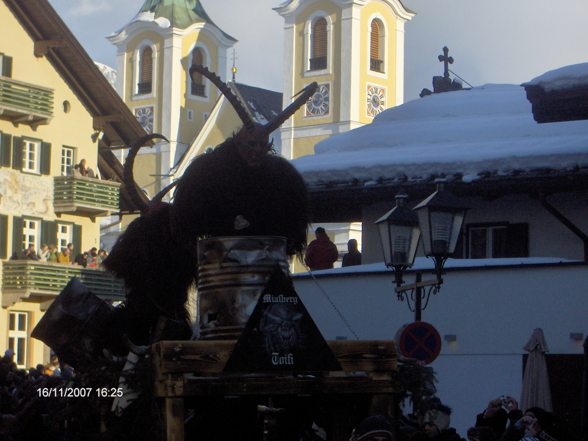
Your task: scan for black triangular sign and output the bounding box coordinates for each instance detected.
[224,267,341,373]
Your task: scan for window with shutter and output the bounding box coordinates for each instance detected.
[466,222,529,258]
[11,137,22,170]
[370,20,384,73]
[0,214,7,259]
[191,48,206,97]
[0,53,13,78]
[72,224,82,260]
[60,146,75,176]
[11,217,23,258]
[310,18,328,71]
[0,132,12,167]
[138,47,153,94]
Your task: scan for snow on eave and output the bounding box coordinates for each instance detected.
[292,84,588,187]
[523,62,588,92]
[291,256,582,278]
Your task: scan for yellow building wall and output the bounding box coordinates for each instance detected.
[359,2,399,124]
[178,32,221,145]
[291,3,342,129]
[1,1,104,367]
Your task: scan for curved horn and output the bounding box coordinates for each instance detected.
[264,82,318,134]
[124,133,169,212]
[189,65,254,131]
[151,180,178,206]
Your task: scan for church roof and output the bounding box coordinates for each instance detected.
[230,83,283,125]
[135,0,236,40]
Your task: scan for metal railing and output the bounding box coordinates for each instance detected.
[0,77,53,117]
[54,176,120,216]
[370,58,384,73]
[191,83,206,97]
[309,56,327,71]
[137,81,152,95]
[1,260,125,301]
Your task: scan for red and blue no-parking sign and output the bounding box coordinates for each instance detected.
[397,321,442,365]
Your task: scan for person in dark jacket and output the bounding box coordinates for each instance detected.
[342,239,362,267]
[304,227,339,270]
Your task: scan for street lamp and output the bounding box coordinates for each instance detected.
[376,181,468,320]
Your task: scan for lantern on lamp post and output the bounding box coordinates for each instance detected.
[375,193,421,288]
[413,180,468,285]
[376,181,468,320]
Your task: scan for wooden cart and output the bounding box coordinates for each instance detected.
[152,339,398,441]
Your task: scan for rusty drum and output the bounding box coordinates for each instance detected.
[196,236,289,340]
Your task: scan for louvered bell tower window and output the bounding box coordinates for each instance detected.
[370,20,384,73]
[191,48,206,97]
[310,18,327,71]
[138,47,153,95]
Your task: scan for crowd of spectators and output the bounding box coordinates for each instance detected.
[10,244,108,268]
[0,349,74,440]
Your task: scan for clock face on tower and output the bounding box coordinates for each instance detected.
[367,85,386,117]
[135,106,154,133]
[305,83,330,117]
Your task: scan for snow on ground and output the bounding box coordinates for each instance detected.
[292,83,588,187]
[523,62,588,92]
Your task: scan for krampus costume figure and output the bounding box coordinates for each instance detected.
[103,66,317,348]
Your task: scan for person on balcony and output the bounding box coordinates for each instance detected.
[78,159,96,178]
[38,244,50,262]
[21,245,39,260]
[57,247,71,264]
[342,239,362,267]
[304,227,339,271]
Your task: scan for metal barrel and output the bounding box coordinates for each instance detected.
[196,236,288,340]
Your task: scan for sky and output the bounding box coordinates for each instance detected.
[48,0,588,102]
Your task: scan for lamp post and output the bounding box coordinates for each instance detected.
[376,181,468,321]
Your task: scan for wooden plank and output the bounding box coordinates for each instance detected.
[152,340,396,376]
[155,375,395,398]
[165,398,184,441]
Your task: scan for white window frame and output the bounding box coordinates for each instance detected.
[133,40,157,100]
[367,14,388,78]
[22,139,41,174]
[22,218,40,252]
[8,311,28,369]
[61,146,75,176]
[304,12,333,77]
[186,43,210,102]
[57,223,73,252]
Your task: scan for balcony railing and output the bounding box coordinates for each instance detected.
[370,58,384,73]
[191,83,206,97]
[54,176,121,217]
[0,76,53,127]
[137,81,152,95]
[309,56,327,71]
[1,260,125,308]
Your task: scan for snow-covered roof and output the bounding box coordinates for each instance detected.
[293,83,588,190]
[291,256,581,278]
[523,62,588,92]
[94,62,117,89]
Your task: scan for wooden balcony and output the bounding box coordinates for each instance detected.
[1,260,125,309]
[53,176,121,218]
[0,76,53,128]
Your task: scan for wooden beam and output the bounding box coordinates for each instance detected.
[152,340,396,376]
[34,39,67,57]
[93,115,125,131]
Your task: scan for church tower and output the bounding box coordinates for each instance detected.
[275,0,414,159]
[108,0,236,196]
